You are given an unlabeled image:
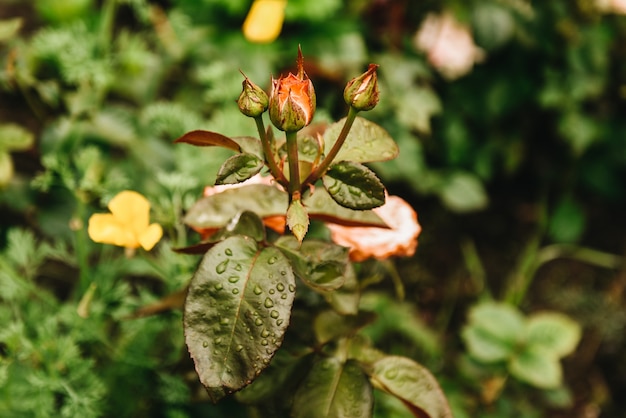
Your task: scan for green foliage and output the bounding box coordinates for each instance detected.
[2,0,624,416]
[184,236,296,402]
[462,301,581,389]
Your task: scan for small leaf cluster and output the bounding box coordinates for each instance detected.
[462,301,582,389]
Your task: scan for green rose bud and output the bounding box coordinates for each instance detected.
[238,74,269,117]
[343,64,380,111]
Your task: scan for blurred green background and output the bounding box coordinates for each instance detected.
[1,0,626,417]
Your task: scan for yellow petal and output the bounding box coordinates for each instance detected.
[88,213,138,248]
[243,0,286,43]
[108,190,151,234]
[138,223,163,251]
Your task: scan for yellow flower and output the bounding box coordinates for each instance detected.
[242,0,287,43]
[88,190,163,251]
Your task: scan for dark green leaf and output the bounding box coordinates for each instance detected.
[209,211,266,243]
[215,153,264,185]
[174,129,241,151]
[236,350,313,405]
[323,161,385,210]
[323,262,360,315]
[370,356,452,418]
[275,237,349,292]
[231,136,264,159]
[314,310,377,345]
[184,184,288,230]
[305,188,388,228]
[323,117,398,163]
[184,236,296,402]
[547,198,586,244]
[292,358,373,418]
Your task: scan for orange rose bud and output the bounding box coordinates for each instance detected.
[269,49,316,132]
[238,74,269,117]
[343,63,380,111]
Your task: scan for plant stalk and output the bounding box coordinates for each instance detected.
[254,116,287,185]
[285,130,300,197]
[305,106,359,184]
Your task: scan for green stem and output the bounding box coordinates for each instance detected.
[99,0,117,51]
[305,106,359,185]
[254,116,287,185]
[504,241,624,306]
[73,200,91,295]
[536,244,624,270]
[285,130,300,197]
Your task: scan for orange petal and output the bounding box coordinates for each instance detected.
[88,213,138,248]
[243,0,287,43]
[138,223,163,251]
[108,190,151,234]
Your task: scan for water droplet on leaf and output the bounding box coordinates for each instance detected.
[216,259,229,274]
[270,310,279,319]
[264,298,274,308]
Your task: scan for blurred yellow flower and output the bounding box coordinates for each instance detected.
[243,0,287,43]
[88,190,163,251]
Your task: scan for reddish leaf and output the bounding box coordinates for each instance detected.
[174,130,241,151]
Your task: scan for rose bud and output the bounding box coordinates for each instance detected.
[238,75,269,117]
[343,63,380,111]
[269,49,316,132]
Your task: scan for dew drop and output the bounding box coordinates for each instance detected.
[215,337,223,345]
[216,259,229,274]
[288,284,296,293]
[202,341,209,348]
[225,248,233,256]
[261,329,270,338]
[235,264,242,271]
[264,298,274,308]
[220,317,230,325]
[280,270,287,276]
[268,256,277,265]
[228,276,239,283]
[253,285,262,295]
[276,319,284,326]
[254,318,263,326]
[261,339,268,346]
[276,283,285,292]
[270,310,279,319]
[214,283,224,291]
[235,344,244,352]
[232,288,240,295]
[281,294,287,300]
[269,289,275,295]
